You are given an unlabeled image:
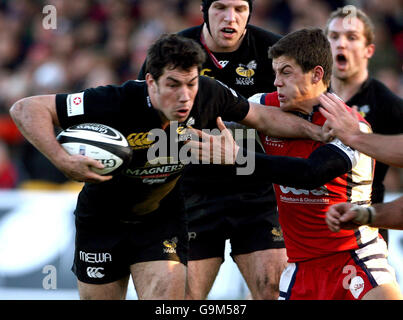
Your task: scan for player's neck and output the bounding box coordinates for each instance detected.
[298,88,328,115]
[308,86,329,112]
[331,69,369,102]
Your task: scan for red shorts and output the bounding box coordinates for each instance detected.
[279,237,396,300]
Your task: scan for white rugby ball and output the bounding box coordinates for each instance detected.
[56,123,132,175]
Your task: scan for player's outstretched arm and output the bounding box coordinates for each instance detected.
[241,101,330,142]
[9,95,111,183]
[326,197,403,232]
[319,92,403,168]
[326,203,370,232]
[188,117,350,189]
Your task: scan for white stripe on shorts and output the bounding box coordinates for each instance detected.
[278,263,297,300]
[351,236,397,287]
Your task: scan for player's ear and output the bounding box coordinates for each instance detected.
[312,66,324,84]
[146,73,157,92]
[365,43,375,59]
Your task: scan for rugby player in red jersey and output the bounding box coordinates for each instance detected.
[189,28,402,299]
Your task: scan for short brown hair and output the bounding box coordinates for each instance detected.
[268,28,333,86]
[146,34,206,81]
[325,6,375,45]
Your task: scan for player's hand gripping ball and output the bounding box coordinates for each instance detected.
[57,123,132,175]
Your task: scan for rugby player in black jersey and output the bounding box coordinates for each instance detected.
[139,0,287,300]
[323,6,403,243]
[9,34,323,300]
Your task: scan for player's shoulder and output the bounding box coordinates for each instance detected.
[177,25,202,41]
[118,79,146,96]
[365,78,402,103]
[199,75,228,88]
[249,91,279,106]
[82,79,145,99]
[332,91,373,131]
[121,79,145,88]
[199,75,239,97]
[246,25,282,44]
[367,77,391,91]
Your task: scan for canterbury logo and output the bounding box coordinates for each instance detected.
[127,132,154,149]
[200,68,214,78]
[86,267,105,279]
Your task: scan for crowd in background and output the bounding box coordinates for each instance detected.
[0,0,402,190]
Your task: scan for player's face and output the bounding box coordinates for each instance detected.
[207,0,249,52]
[147,66,199,125]
[327,17,374,81]
[272,56,318,113]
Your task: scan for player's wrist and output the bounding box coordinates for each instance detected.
[351,205,376,225]
[343,131,364,150]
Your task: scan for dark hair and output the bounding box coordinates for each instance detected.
[201,0,253,34]
[268,28,333,86]
[145,34,206,81]
[325,6,375,45]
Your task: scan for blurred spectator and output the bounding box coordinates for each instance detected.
[0,140,18,188]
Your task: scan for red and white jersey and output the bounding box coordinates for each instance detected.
[250,92,377,262]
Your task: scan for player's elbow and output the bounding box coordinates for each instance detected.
[9,98,28,125]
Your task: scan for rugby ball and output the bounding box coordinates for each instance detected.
[56,123,132,175]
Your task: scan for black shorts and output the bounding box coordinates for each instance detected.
[184,187,285,261]
[72,209,188,284]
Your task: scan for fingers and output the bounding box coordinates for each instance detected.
[87,157,105,169]
[318,104,331,118]
[186,140,213,163]
[319,94,338,122]
[326,202,365,232]
[65,155,113,183]
[339,207,360,224]
[188,127,209,142]
[351,107,361,120]
[86,174,113,183]
[216,117,226,131]
[326,207,341,232]
[319,93,337,113]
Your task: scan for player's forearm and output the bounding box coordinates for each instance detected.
[243,103,324,142]
[10,96,69,167]
[236,145,350,189]
[346,133,403,168]
[264,109,322,140]
[371,197,403,230]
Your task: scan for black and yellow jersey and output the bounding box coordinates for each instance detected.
[55,76,249,220]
